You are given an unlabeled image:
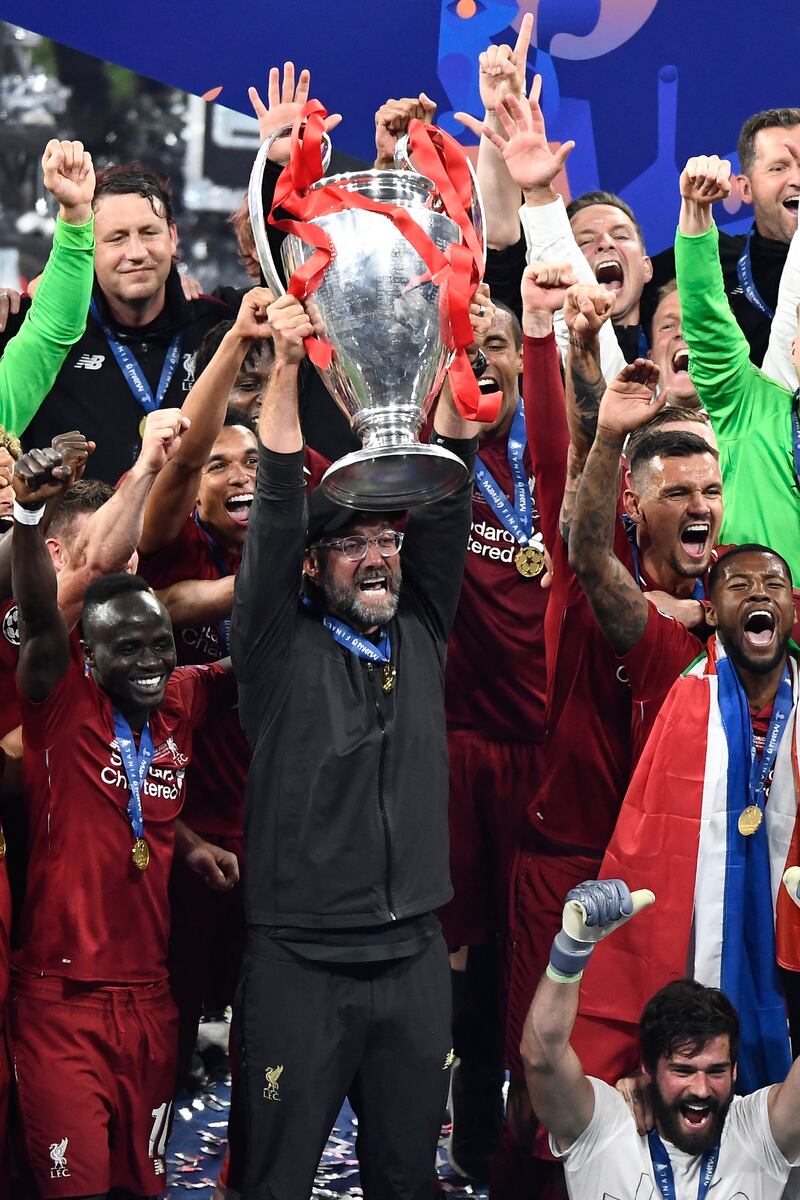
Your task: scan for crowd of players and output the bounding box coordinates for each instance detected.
[2,16,800,1200]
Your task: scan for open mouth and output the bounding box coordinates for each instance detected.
[680,522,710,560]
[225,492,254,524]
[783,196,800,215]
[131,674,165,695]
[671,348,690,373]
[743,608,776,648]
[357,572,389,599]
[477,374,501,397]
[594,259,624,291]
[679,1101,713,1129]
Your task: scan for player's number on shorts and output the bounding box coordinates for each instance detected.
[149,1101,172,1160]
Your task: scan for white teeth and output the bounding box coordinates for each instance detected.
[596,259,619,270]
[685,524,709,533]
[672,350,689,371]
[135,676,162,690]
[227,493,254,505]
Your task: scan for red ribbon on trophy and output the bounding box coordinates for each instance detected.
[268,100,500,423]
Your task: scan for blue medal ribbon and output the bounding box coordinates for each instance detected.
[90,298,184,414]
[623,517,705,602]
[638,325,650,360]
[113,711,155,844]
[716,655,794,1091]
[301,596,390,663]
[474,398,533,546]
[736,229,775,320]
[193,513,232,655]
[647,1129,719,1200]
[791,389,800,492]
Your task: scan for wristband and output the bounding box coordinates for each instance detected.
[13,501,46,526]
[546,962,583,984]
[548,928,595,979]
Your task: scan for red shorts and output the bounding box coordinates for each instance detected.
[439,732,539,947]
[504,837,601,1077]
[9,972,177,1197]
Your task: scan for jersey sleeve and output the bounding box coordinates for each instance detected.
[548,1077,631,1164]
[620,602,704,706]
[137,518,206,589]
[0,216,95,436]
[728,1088,799,1175]
[172,662,236,728]
[19,654,93,750]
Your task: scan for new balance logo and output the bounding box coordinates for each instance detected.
[74,354,105,371]
[49,1136,70,1179]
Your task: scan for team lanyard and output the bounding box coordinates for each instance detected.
[194,512,232,655]
[792,390,800,491]
[736,229,775,320]
[726,659,793,812]
[90,298,184,413]
[113,711,154,855]
[623,518,705,602]
[474,398,532,546]
[647,1129,719,1200]
[300,596,390,663]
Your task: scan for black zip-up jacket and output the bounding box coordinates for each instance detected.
[231,437,477,928]
[9,268,232,484]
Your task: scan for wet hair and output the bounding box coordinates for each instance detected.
[492,300,522,351]
[625,406,710,459]
[0,427,21,461]
[47,479,114,544]
[567,190,647,253]
[708,543,793,596]
[82,573,157,634]
[194,319,273,380]
[738,108,800,175]
[628,429,718,481]
[229,193,261,280]
[640,979,739,1077]
[93,162,175,226]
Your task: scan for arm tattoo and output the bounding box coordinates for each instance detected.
[567,431,650,657]
[567,340,605,458]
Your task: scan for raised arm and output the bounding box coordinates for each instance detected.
[568,360,664,655]
[139,288,273,555]
[56,409,190,628]
[523,878,654,1150]
[0,139,95,435]
[156,576,235,628]
[454,14,534,250]
[10,449,75,701]
[374,93,437,170]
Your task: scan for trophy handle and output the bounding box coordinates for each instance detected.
[393,133,487,263]
[247,124,333,296]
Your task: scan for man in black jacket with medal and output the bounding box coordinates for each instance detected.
[231,291,480,1199]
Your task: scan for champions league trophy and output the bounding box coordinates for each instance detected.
[247,118,488,509]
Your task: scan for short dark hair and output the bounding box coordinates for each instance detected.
[625,406,710,458]
[640,979,739,1077]
[222,405,257,435]
[194,319,273,380]
[83,572,153,617]
[708,543,793,595]
[628,429,718,480]
[493,300,522,351]
[738,108,800,175]
[93,162,175,226]
[47,479,115,543]
[567,190,647,253]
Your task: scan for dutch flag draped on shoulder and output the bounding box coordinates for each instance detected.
[571,636,800,1093]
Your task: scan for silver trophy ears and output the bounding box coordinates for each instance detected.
[393,131,487,263]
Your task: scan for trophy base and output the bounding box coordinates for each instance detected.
[321,443,468,510]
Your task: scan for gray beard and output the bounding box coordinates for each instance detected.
[320,567,401,630]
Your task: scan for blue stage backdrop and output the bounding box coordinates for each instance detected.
[2,0,798,253]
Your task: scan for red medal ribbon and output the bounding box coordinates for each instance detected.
[269,102,500,420]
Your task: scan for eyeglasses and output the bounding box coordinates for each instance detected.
[314,530,404,562]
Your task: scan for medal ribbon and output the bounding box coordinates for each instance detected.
[268,101,498,422]
[90,298,184,414]
[647,1130,719,1200]
[736,229,775,320]
[716,653,794,1091]
[193,512,232,655]
[301,596,390,663]
[791,389,800,491]
[474,398,532,546]
[113,711,155,844]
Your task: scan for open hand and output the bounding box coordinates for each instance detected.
[597,359,663,437]
[248,62,342,163]
[456,90,573,194]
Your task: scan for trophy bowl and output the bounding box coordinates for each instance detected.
[248,137,476,509]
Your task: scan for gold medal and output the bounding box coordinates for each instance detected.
[515,546,545,578]
[0,826,7,860]
[738,805,763,837]
[383,663,397,694]
[138,415,147,438]
[131,837,150,871]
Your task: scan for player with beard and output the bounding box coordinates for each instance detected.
[230,290,480,1199]
[8,438,238,1198]
[522,879,800,1199]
